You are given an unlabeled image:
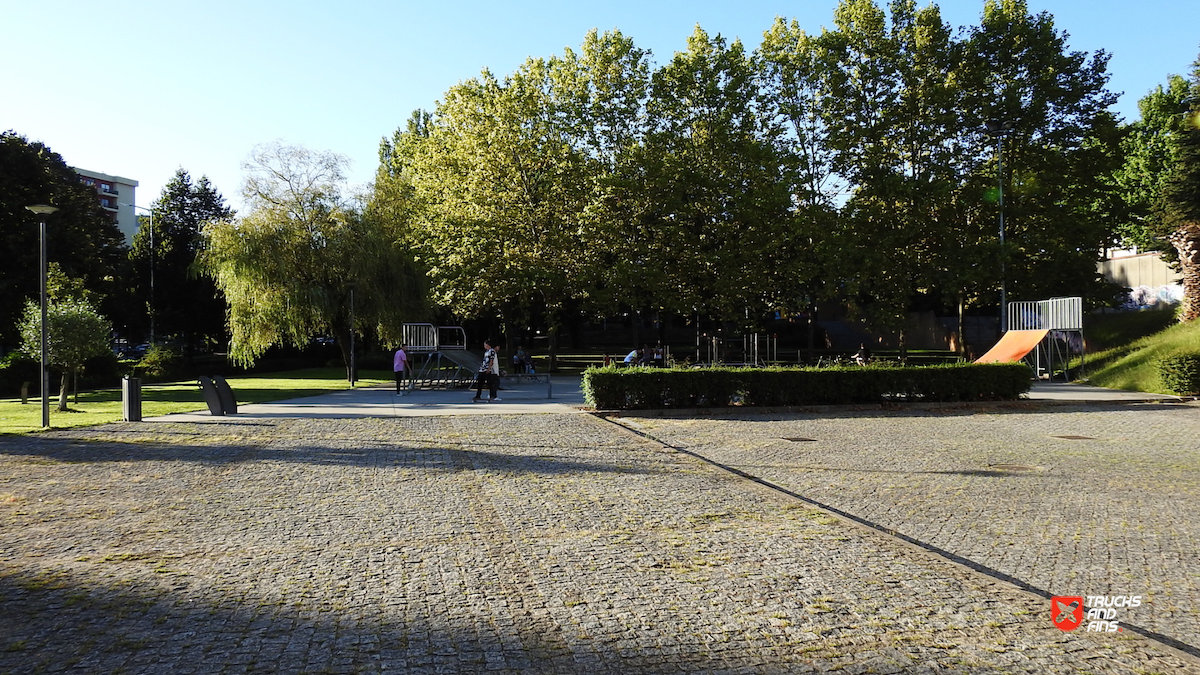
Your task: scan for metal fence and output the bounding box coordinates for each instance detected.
[1008,297,1083,332]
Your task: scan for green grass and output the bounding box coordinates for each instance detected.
[0,368,391,435]
[1084,317,1200,394]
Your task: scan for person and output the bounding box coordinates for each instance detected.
[393,344,409,392]
[854,343,872,366]
[513,346,527,374]
[623,348,640,366]
[652,345,665,368]
[472,339,501,402]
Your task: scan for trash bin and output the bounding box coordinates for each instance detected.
[122,376,142,422]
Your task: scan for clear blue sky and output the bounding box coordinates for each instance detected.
[4,0,1197,214]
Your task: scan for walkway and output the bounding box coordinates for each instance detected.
[0,382,1196,673]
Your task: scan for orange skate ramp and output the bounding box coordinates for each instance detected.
[975,329,1049,363]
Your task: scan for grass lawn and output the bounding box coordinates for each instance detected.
[1084,316,1200,394]
[0,368,392,435]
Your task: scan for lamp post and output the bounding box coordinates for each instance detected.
[348,283,357,386]
[985,119,1014,333]
[122,203,155,345]
[26,204,58,428]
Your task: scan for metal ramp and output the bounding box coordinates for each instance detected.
[400,324,479,393]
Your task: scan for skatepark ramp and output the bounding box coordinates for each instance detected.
[975,298,1084,379]
[401,324,479,391]
[975,329,1049,363]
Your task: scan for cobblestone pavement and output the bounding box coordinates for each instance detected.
[0,412,1196,674]
[620,401,1200,657]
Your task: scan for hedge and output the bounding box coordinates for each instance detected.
[1156,354,1200,396]
[582,363,1033,410]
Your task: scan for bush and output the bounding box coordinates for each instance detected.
[583,363,1033,410]
[1156,354,1200,395]
[135,344,183,382]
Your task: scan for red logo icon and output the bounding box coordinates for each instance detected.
[1052,596,1085,631]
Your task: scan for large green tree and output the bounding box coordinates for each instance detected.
[0,131,126,349]
[1161,55,1200,322]
[129,169,235,350]
[199,142,425,377]
[636,27,799,322]
[379,56,605,366]
[958,0,1123,306]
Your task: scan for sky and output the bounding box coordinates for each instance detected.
[4,0,1198,217]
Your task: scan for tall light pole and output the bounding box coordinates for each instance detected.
[26,204,58,428]
[985,119,1014,333]
[123,203,155,345]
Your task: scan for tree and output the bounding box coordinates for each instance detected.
[636,26,799,323]
[1161,55,1200,321]
[958,0,1123,306]
[129,169,235,350]
[198,142,426,378]
[0,131,127,349]
[18,298,112,410]
[1114,75,1191,253]
[379,59,601,367]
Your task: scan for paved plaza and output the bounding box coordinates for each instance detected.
[0,385,1197,673]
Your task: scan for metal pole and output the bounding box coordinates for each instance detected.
[27,205,57,428]
[39,215,50,428]
[349,286,356,386]
[997,134,1007,333]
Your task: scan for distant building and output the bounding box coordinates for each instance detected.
[73,168,139,243]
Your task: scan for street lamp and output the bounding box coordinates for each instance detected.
[985,119,1014,333]
[122,203,155,345]
[26,204,58,428]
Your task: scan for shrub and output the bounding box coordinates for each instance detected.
[583,363,1032,410]
[135,345,183,382]
[1156,354,1200,395]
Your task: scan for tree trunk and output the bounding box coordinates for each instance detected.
[58,371,70,411]
[1171,223,1200,322]
[335,326,355,382]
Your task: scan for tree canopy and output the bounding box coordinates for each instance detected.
[129,169,235,350]
[199,142,426,376]
[0,131,126,349]
[372,0,1124,351]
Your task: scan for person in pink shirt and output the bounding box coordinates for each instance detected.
[393,344,409,392]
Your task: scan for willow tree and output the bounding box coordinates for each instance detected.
[198,142,425,378]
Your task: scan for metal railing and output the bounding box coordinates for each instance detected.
[1008,297,1082,331]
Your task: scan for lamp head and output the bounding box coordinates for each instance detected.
[26,204,59,216]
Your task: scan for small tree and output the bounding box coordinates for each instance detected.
[18,298,112,410]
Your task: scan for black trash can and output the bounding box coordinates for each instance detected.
[122,376,142,422]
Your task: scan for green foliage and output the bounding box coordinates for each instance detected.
[135,344,183,382]
[583,363,1031,409]
[373,2,1126,346]
[1086,317,1200,393]
[17,299,111,372]
[129,169,235,349]
[199,142,426,375]
[17,298,113,409]
[0,131,127,348]
[1156,354,1200,395]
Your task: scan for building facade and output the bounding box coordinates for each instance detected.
[73,168,139,243]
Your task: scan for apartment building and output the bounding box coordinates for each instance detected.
[73,168,139,243]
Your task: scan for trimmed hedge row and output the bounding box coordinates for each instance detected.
[1156,354,1200,395]
[582,363,1033,410]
